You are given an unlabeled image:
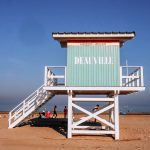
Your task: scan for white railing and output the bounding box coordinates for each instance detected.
[120,66,144,87]
[9,84,53,128]
[44,66,144,88]
[44,66,66,86]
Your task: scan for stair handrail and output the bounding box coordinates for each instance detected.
[9,84,44,113]
[9,84,45,123]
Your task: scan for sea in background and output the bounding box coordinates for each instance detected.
[1,93,149,113]
[0,102,150,114]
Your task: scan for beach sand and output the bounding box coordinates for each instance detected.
[0,113,150,150]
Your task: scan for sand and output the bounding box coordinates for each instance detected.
[0,113,150,150]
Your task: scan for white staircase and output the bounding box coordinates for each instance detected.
[8,84,54,128]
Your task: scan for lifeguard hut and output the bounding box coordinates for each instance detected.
[8,32,145,140]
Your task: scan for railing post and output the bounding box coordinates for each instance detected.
[137,69,140,87]
[128,76,131,87]
[140,66,144,86]
[132,74,135,87]
[120,67,122,87]
[125,66,129,87]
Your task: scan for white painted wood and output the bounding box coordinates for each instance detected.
[132,74,135,87]
[137,70,140,87]
[94,116,114,129]
[9,64,145,141]
[73,125,106,129]
[53,33,135,38]
[128,77,131,87]
[140,66,144,86]
[45,66,66,86]
[122,76,139,79]
[67,92,72,138]
[111,108,114,123]
[9,85,54,128]
[72,130,115,135]
[121,66,141,68]
[108,101,114,125]
[72,97,114,102]
[46,66,66,68]
[44,86,145,91]
[121,66,144,87]
[126,78,129,87]
[114,95,119,140]
[49,75,64,78]
[45,66,144,89]
[72,126,91,129]
[45,66,144,88]
[72,103,114,129]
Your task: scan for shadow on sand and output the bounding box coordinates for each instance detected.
[28,118,67,137]
[18,118,104,138]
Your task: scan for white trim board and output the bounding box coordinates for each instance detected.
[44,86,145,92]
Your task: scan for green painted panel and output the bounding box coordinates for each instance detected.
[67,44,120,86]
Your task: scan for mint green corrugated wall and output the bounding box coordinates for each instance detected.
[67,44,120,86]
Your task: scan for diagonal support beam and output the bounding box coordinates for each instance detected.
[72,103,114,129]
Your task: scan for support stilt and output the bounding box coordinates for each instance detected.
[114,95,119,140]
[67,91,72,138]
[66,92,120,139]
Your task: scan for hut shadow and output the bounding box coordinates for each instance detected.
[26,118,67,137]
[18,118,112,139]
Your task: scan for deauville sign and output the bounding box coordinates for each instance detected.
[74,56,113,65]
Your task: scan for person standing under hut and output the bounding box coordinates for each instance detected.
[92,104,100,122]
[64,106,68,118]
[52,105,57,118]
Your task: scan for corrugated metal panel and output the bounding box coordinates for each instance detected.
[67,43,120,86]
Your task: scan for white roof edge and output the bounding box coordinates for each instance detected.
[52,33,135,38]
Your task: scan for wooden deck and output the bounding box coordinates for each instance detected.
[44,86,145,95]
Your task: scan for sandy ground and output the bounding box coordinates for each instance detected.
[0,113,150,150]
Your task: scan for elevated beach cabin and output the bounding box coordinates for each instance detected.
[9,32,145,140]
